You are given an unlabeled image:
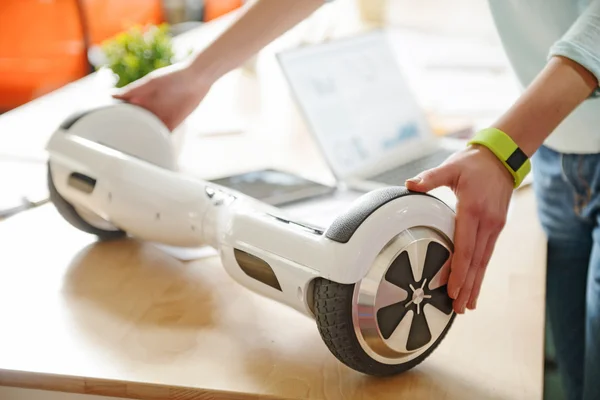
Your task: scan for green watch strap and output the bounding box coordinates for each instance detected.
[467,127,531,188]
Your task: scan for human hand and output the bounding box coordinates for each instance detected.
[405,144,514,313]
[112,62,214,131]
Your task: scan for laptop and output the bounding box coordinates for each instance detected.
[276,30,463,203]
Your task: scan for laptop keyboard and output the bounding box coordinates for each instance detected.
[370,148,455,186]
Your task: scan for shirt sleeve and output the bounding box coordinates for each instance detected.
[548,0,600,96]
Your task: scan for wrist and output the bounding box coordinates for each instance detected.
[471,144,515,186]
[187,52,227,87]
[467,127,531,189]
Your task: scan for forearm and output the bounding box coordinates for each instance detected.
[190,0,325,81]
[492,55,598,157]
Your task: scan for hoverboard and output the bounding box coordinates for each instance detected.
[45,102,457,376]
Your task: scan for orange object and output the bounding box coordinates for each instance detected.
[204,0,243,21]
[0,0,163,111]
[84,0,164,45]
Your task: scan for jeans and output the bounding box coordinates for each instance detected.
[532,145,600,400]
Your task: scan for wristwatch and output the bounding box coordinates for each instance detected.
[467,127,531,189]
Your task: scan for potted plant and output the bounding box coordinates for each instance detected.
[100,23,175,88]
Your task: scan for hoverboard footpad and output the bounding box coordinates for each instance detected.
[325,186,437,244]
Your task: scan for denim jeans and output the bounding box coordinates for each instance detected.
[532,145,600,400]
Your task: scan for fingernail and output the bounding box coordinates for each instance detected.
[406,176,422,184]
[450,288,459,299]
[459,304,465,313]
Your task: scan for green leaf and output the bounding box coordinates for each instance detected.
[101,23,174,87]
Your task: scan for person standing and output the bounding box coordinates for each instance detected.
[113,1,600,398]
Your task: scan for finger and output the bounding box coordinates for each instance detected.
[111,91,128,100]
[112,88,145,100]
[454,230,489,313]
[164,117,180,132]
[467,229,501,309]
[447,202,479,299]
[111,80,152,100]
[405,164,457,193]
[453,257,479,313]
[118,96,141,105]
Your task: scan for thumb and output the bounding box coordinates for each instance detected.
[111,80,150,100]
[111,86,139,100]
[405,165,456,192]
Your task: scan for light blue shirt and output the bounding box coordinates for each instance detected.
[487,0,600,153]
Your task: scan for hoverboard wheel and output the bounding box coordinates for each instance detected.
[47,163,126,240]
[314,226,455,376]
[47,104,177,239]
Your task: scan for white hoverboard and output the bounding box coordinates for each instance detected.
[45,102,457,376]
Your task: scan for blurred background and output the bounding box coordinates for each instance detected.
[0,0,517,112]
[0,0,245,113]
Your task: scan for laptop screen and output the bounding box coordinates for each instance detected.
[277,31,432,178]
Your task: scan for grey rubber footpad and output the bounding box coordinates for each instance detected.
[324,186,435,244]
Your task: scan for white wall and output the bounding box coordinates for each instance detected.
[386,0,499,39]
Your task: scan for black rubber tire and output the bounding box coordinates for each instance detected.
[47,163,126,240]
[313,277,456,376]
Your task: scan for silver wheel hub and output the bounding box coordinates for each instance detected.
[352,226,454,364]
[408,282,431,315]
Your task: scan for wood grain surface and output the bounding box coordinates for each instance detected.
[0,184,545,400]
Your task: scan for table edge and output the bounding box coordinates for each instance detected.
[0,368,287,400]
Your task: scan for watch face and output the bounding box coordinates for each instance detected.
[506,147,528,172]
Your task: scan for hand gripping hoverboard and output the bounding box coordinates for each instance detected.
[45,102,457,376]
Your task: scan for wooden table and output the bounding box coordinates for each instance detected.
[0,3,546,399]
[0,186,546,400]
